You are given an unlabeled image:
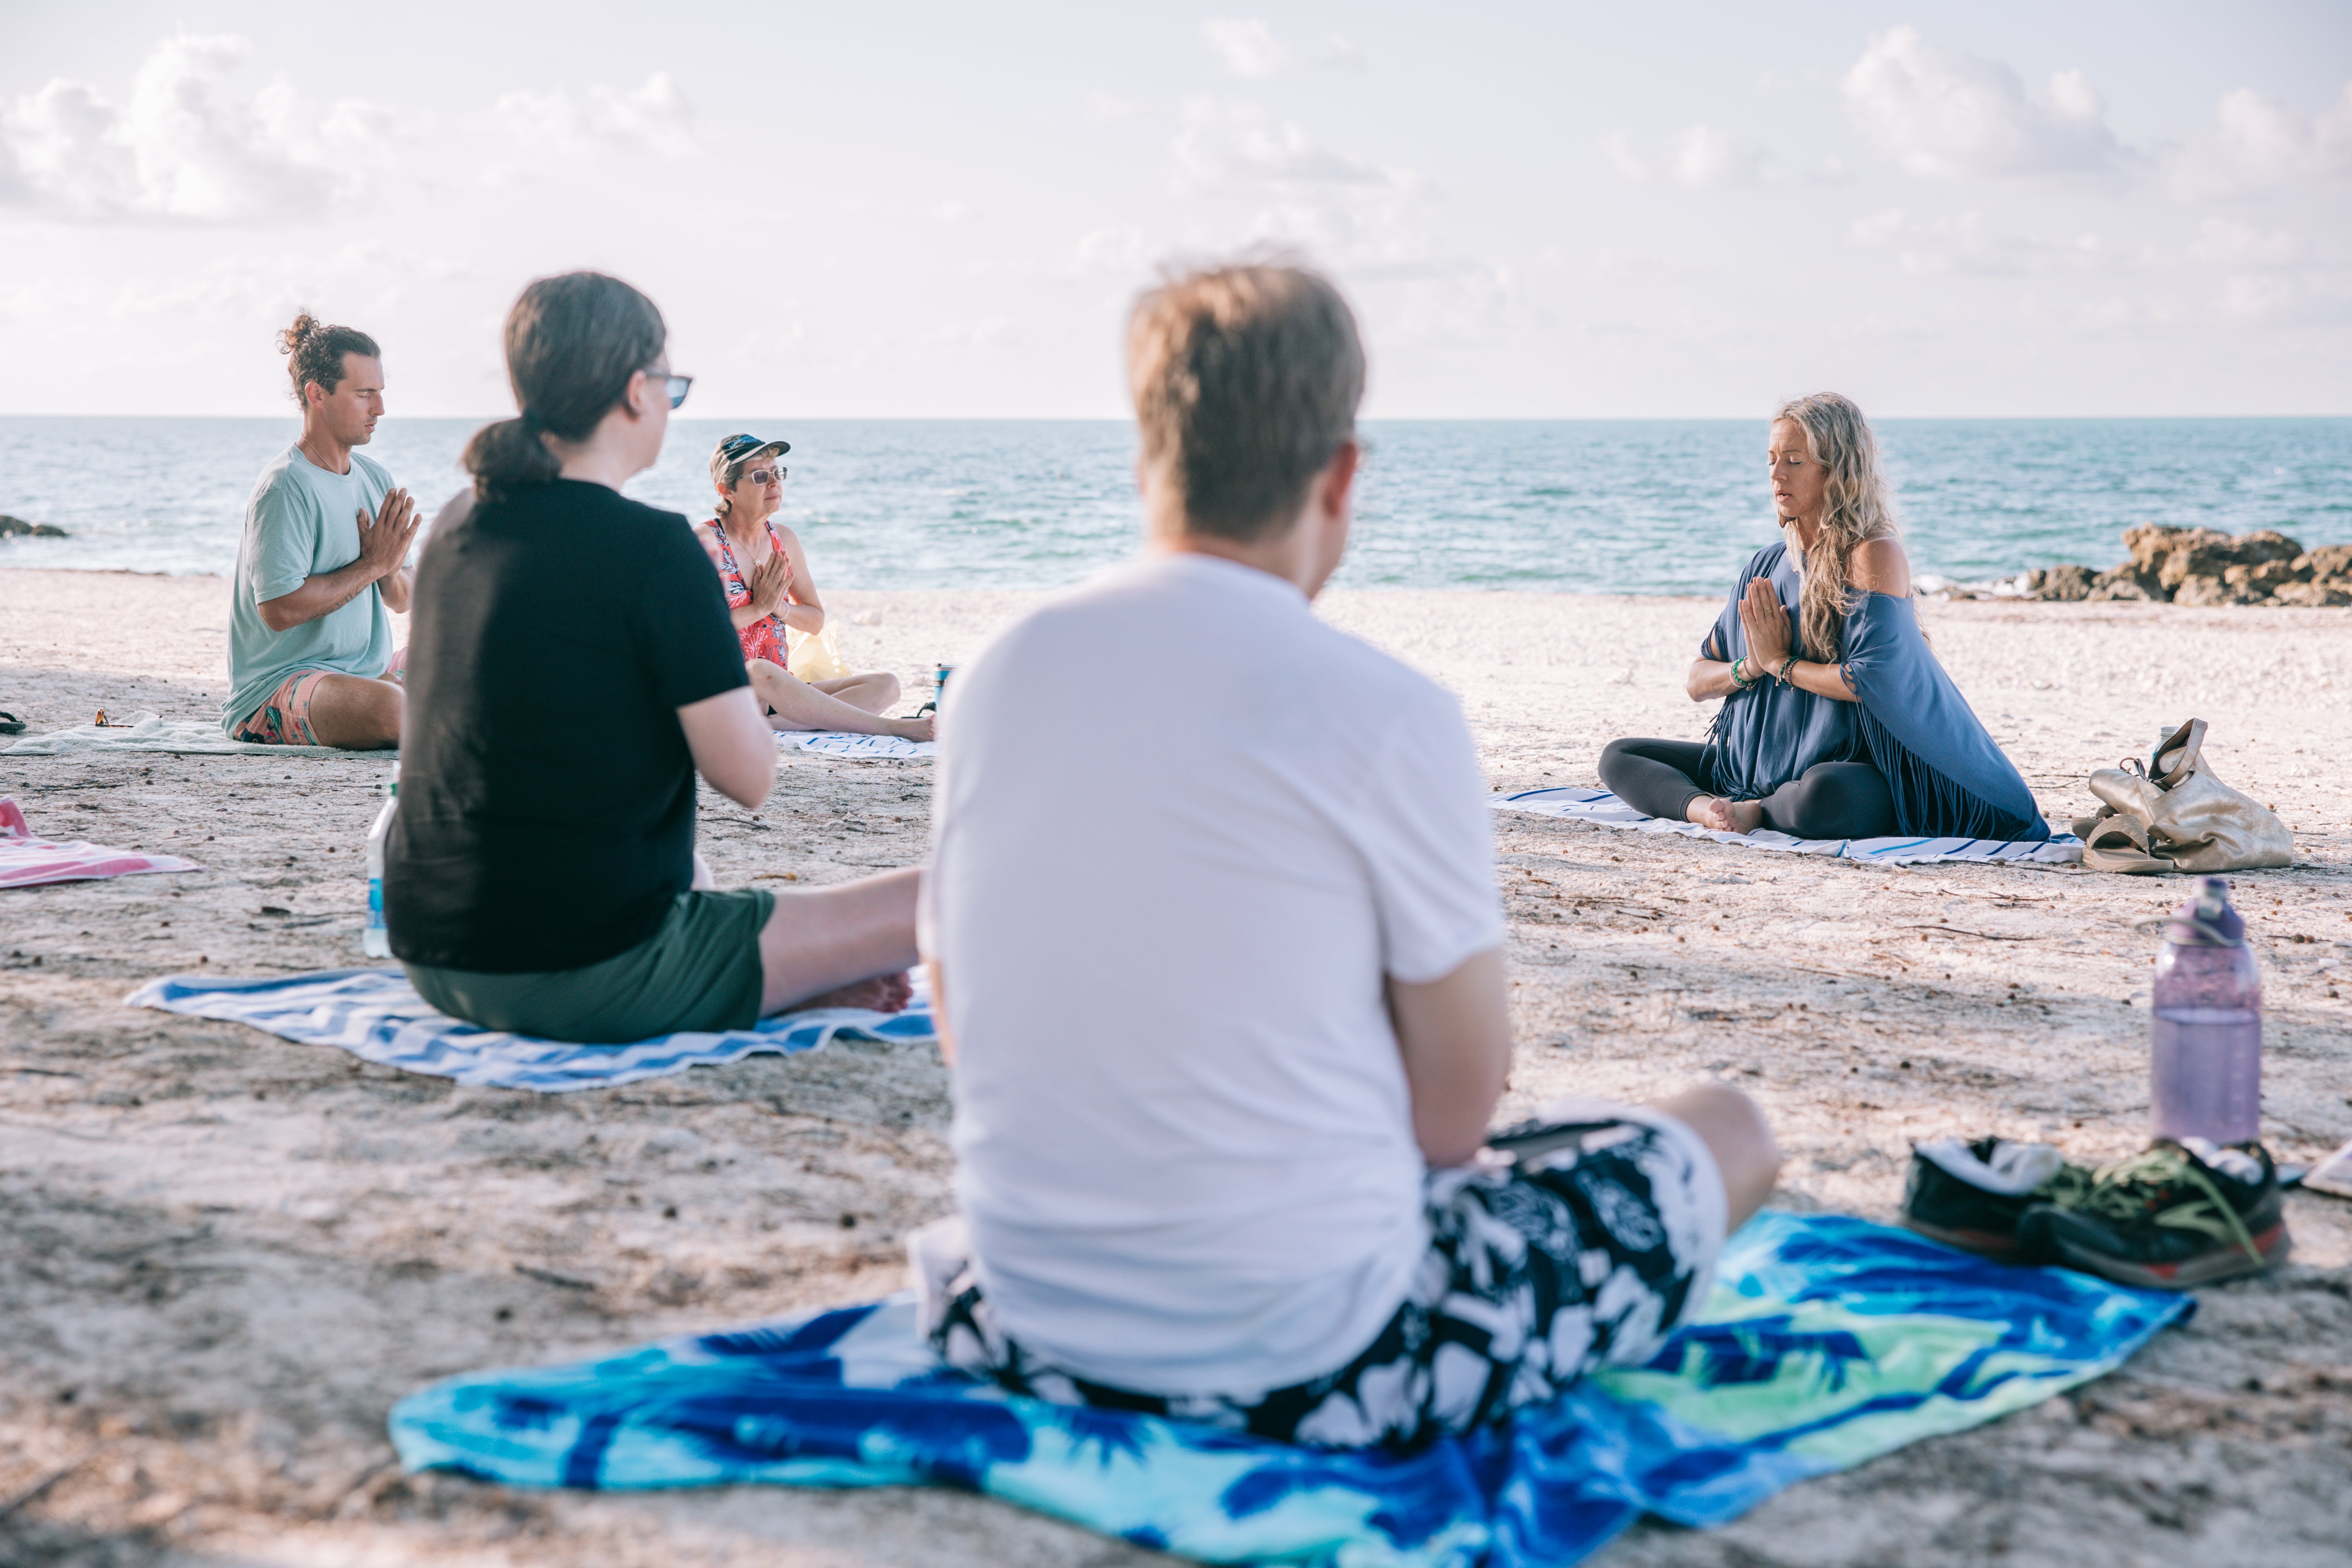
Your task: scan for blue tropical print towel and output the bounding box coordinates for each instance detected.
[127,968,936,1093]
[390,1213,2188,1566]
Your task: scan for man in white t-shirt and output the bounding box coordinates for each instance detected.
[916,263,1780,1447]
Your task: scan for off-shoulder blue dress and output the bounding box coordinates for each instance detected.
[1700,542,2048,842]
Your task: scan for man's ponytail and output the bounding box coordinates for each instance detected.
[464,272,667,499]
[278,310,380,403]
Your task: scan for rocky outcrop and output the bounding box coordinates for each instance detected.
[2026,527,2352,607]
[0,514,68,538]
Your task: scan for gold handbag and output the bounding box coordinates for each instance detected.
[2073,719,2293,875]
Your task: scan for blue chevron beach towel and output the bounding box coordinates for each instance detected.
[1493,788,2082,869]
[391,1212,2187,1566]
[782,731,936,760]
[127,968,936,1093]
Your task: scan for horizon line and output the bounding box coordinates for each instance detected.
[4,411,2351,423]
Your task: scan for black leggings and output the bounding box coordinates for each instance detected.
[1597,737,1898,840]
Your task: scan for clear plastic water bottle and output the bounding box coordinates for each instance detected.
[918,663,953,717]
[363,765,399,960]
[2150,876,2262,1144]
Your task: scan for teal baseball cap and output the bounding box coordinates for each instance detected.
[709,433,791,487]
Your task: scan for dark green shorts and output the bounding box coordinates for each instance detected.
[405,889,774,1044]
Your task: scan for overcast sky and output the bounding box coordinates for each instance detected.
[3,1,2347,419]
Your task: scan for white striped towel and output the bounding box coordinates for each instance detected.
[780,732,936,760]
[127,968,937,1092]
[1492,787,2082,868]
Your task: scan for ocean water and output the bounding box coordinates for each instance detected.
[1,416,2345,595]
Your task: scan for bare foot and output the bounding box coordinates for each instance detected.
[797,970,914,1014]
[1688,795,1764,834]
[887,714,935,743]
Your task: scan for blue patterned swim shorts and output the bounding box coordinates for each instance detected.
[924,1099,1726,1448]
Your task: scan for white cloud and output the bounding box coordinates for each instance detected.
[2218,83,2352,181]
[2189,217,2301,268]
[1159,98,1490,316]
[1849,206,2107,276]
[1668,125,1765,188]
[1603,126,1767,188]
[1842,27,2129,179]
[2075,292,2188,333]
[934,313,1017,351]
[493,72,699,161]
[2172,81,2352,197]
[2204,270,2350,330]
[0,31,402,223]
[1174,99,1394,189]
[1085,91,1140,124]
[1204,18,1287,78]
[2219,273,2297,324]
[1046,225,1157,280]
[1601,133,1648,182]
[0,39,699,216]
[1220,198,1458,281]
[1849,207,1909,248]
[1322,35,1367,71]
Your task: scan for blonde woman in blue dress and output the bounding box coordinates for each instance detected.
[1601,393,2047,845]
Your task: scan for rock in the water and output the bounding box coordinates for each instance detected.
[0,514,68,538]
[2071,523,2340,606]
[2173,575,2270,607]
[2084,567,2157,602]
[2117,523,2302,592]
[2026,563,2097,601]
[2122,523,2217,575]
[2161,535,2237,590]
[2273,581,2352,608]
[2236,529,2304,564]
[2223,558,2304,590]
[2296,543,2352,583]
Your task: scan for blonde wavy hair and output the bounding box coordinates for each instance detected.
[1773,392,1898,661]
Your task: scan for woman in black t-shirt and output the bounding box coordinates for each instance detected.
[385,272,918,1043]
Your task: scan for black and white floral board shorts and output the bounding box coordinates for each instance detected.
[917,1099,1727,1448]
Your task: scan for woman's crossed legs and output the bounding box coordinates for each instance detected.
[1597,736,1895,840]
[747,659,934,742]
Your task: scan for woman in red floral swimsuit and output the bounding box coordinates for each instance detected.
[702,434,933,742]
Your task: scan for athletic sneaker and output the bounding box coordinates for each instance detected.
[2016,1138,2290,1290]
[1902,1137,2092,1260]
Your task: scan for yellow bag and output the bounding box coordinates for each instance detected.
[786,621,853,683]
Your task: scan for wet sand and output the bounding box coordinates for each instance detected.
[3,565,2349,1567]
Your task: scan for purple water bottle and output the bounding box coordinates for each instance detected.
[2149,876,2263,1145]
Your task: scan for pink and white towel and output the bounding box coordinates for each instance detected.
[0,798,205,890]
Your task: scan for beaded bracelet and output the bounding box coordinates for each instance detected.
[1730,656,1754,689]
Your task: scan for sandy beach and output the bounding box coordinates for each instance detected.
[3,563,2349,1568]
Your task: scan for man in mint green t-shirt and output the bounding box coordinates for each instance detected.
[224,313,421,747]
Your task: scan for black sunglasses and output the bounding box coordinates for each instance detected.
[646,371,692,410]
